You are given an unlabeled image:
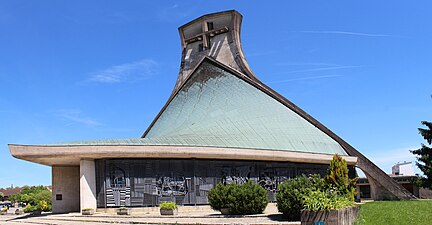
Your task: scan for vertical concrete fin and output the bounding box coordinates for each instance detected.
[80,159,97,210]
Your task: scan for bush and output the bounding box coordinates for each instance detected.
[208,180,269,215]
[22,200,51,213]
[37,200,49,212]
[325,154,357,201]
[276,174,325,219]
[23,204,36,213]
[8,186,52,212]
[207,183,231,211]
[276,154,357,219]
[302,189,354,211]
[159,202,177,210]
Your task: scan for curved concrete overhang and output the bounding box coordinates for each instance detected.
[9,144,357,167]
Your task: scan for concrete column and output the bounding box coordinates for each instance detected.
[80,159,97,211]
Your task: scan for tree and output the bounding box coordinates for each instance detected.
[8,186,52,212]
[411,121,432,188]
[0,192,3,201]
[325,154,357,201]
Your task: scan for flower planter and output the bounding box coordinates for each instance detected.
[81,209,94,215]
[160,208,178,216]
[15,209,23,215]
[301,206,359,225]
[116,208,130,215]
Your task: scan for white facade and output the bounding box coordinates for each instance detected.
[392,162,414,176]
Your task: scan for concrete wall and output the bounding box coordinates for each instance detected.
[420,188,432,199]
[52,166,80,213]
[80,159,97,211]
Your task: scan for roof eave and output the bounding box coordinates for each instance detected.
[9,144,358,167]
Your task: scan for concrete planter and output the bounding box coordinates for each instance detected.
[31,210,42,216]
[15,209,23,215]
[301,206,359,225]
[116,208,131,215]
[160,208,178,216]
[81,208,94,215]
[220,208,230,215]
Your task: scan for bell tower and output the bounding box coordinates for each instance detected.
[173,10,256,94]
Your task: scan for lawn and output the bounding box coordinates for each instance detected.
[355,200,432,225]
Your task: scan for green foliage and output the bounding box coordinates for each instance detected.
[208,183,231,210]
[23,204,36,213]
[159,202,177,210]
[411,121,432,188]
[208,180,269,215]
[0,192,3,199]
[303,189,354,211]
[8,186,52,212]
[22,201,51,213]
[276,156,357,219]
[325,154,357,201]
[276,174,326,219]
[37,200,49,211]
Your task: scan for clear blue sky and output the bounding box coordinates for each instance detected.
[1,1,431,187]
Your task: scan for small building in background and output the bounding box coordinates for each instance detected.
[392,161,415,176]
[0,187,23,201]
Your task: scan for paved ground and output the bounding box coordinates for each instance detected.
[0,204,300,225]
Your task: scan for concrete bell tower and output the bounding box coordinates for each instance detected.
[173,10,257,94]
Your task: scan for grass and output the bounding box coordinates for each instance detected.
[355,200,432,225]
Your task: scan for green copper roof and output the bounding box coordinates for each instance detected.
[139,60,347,155]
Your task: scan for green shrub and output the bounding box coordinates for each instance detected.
[8,186,52,212]
[36,200,49,211]
[208,183,231,211]
[208,180,269,215]
[302,189,354,211]
[159,202,177,210]
[22,200,51,213]
[325,154,357,201]
[276,174,325,219]
[23,204,36,213]
[276,154,357,218]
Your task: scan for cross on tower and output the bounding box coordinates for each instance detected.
[184,21,229,51]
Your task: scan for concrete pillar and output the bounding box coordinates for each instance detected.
[80,159,97,211]
[52,166,80,213]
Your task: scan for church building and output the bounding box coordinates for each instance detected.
[9,10,415,213]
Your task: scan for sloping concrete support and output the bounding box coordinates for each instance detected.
[52,166,80,213]
[80,159,97,211]
[355,154,415,200]
[365,171,398,200]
